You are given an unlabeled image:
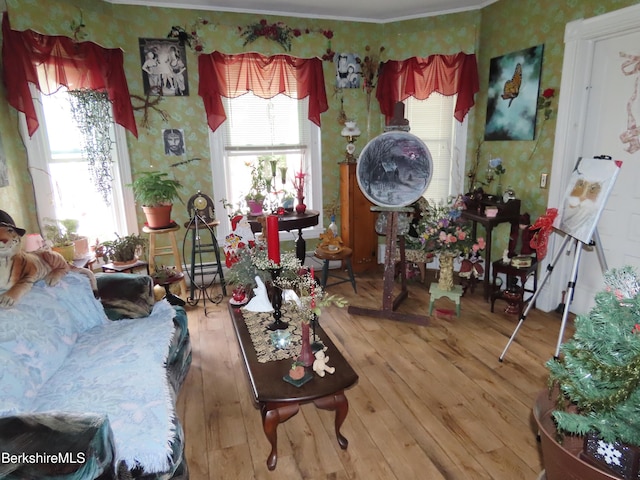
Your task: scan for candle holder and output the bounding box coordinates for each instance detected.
[311,313,324,352]
[267,268,288,331]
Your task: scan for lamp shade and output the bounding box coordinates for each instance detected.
[341,121,361,137]
[23,233,45,252]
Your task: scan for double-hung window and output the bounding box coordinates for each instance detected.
[404,93,468,203]
[21,86,136,243]
[210,92,323,243]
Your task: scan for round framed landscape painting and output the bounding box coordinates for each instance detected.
[356,131,433,208]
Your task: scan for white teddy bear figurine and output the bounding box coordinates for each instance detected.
[312,347,335,377]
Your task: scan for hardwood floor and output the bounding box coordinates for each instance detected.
[175,267,573,480]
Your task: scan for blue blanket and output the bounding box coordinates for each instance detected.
[0,273,178,473]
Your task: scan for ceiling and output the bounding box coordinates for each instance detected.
[107,0,496,23]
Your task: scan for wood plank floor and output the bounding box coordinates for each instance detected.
[175,267,573,480]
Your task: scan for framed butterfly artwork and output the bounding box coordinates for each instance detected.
[484,45,544,141]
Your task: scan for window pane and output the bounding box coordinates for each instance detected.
[40,90,120,244]
[405,94,456,202]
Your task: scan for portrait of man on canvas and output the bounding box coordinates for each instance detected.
[555,157,621,244]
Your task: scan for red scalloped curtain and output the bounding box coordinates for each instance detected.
[1,12,137,138]
[198,51,328,132]
[376,53,479,124]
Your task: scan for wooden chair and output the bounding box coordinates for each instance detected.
[490,213,538,315]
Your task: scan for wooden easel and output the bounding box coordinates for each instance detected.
[348,207,429,325]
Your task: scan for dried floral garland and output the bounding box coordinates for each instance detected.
[67,89,115,203]
[167,18,213,53]
[238,19,333,52]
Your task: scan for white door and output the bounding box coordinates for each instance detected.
[538,4,640,316]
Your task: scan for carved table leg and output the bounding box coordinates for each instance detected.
[261,402,300,470]
[313,390,350,449]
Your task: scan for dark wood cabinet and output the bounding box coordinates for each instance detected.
[339,162,378,273]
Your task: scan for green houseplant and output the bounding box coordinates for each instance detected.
[100,233,147,265]
[130,171,183,228]
[535,266,640,480]
[43,218,80,262]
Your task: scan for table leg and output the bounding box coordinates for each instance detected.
[261,402,300,470]
[313,390,350,449]
[295,228,306,264]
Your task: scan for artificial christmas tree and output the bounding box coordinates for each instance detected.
[544,265,640,479]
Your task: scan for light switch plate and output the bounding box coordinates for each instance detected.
[540,173,548,188]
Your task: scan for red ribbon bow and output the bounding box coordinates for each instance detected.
[529,208,558,260]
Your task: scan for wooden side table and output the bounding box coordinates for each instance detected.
[142,224,187,298]
[153,271,186,306]
[461,198,520,300]
[101,259,149,274]
[429,284,463,317]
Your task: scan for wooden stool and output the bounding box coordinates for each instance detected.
[428,284,463,317]
[142,224,187,299]
[313,246,357,293]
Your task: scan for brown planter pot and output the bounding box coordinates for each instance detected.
[142,204,173,229]
[533,390,619,480]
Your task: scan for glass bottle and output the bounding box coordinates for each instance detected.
[329,215,338,236]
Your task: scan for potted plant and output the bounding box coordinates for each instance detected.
[535,265,640,480]
[130,171,183,228]
[100,233,147,266]
[245,156,270,216]
[43,218,80,262]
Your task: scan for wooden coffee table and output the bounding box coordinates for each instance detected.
[228,303,359,470]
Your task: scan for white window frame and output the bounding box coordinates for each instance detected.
[210,99,324,244]
[20,85,137,236]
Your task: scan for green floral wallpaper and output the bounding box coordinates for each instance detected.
[2,0,640,256]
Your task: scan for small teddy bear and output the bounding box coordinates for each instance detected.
[312,347,335,377]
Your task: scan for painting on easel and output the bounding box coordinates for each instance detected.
[554,156,622,244]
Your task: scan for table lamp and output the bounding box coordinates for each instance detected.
[340,121,361,162]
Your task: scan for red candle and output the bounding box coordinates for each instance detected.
[266,215,280,264]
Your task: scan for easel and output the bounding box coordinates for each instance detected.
[499,155,620,361]
[348,207,429,325]
[499,229,607,361]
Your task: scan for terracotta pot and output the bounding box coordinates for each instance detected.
[143,204,173,229]
[533,390,619,480]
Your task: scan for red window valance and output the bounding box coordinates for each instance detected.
[1,12,137,138]
[198,51,328,132]
[376,52,479,123]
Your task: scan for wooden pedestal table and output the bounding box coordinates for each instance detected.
[228,303,358,471]
[248,210,319,265]
[153,271,186,306]
[348,207,429,325]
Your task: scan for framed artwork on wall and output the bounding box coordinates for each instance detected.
[334,52,361,89]
[163,128,186,156]
[139,38,189,96]
[484,44,544,141]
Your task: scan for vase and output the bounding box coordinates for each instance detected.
[438,252,456,291]
[296,196,306,214]
[299,321,314,367]
[534,390,621,480]
[247,199,263,216]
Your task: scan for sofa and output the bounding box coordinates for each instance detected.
[0,272,191,479]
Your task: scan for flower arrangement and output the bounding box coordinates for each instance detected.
[538,87,556,120]
[414,196,485,256]
[238,19,333,52]
[167,18,212,53]
[226,244,346,322]
[358,45,385,112]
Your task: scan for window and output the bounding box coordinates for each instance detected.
[405,93,468,203]
[211,92,323,243]
[21,86,137,245]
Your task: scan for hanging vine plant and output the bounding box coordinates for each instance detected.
[67,89,115,203]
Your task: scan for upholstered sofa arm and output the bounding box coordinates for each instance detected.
[0,413,115,480]
[95,272,155,320]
